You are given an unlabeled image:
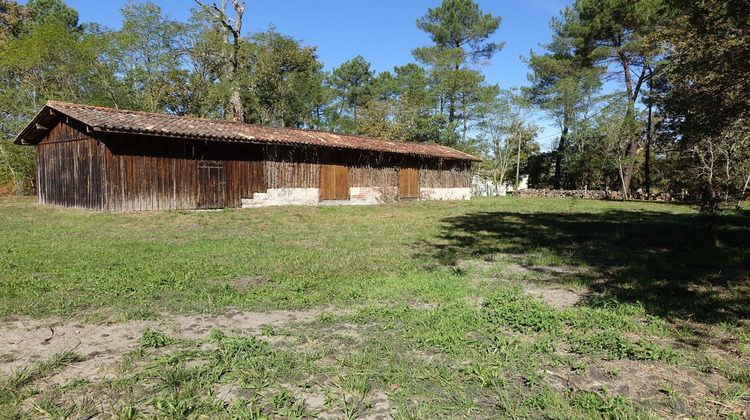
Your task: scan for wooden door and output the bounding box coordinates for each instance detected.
[399,167,419,199]
[319,163,349,200]
[196,160,225,209]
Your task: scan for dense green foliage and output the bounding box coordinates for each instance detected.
[0,0,507,192]
[0,0,747,214]
[654,0,750,222]
[523,0,749,212]
[522,11,602,190]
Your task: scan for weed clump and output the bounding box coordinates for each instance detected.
[569,331,680,362]
[482,286,563,334]
[140,329,173,348]
[570,391,634,418]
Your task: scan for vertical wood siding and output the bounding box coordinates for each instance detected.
[264,145,320,189]
[262,148,472,197]
[196,161,225,209]
[34,126,473,211]
[103,135,266,211]
[349,165,399,189]
[420,160,472,189]
[35,122,105,210]
[347,153,471,191]
[399,167,420,198]
[319,164,349,200]
[348,151,399,189]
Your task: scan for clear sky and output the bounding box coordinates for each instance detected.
[21,0,574,147]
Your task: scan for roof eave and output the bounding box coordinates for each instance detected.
[15,101,483,162]
[13,105,56,145]
[91,126,480,162]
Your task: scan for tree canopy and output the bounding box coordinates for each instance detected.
[1,0,748,218]
[415,0,503,61]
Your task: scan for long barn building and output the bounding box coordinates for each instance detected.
[14,101,481,211]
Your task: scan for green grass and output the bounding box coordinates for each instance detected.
[1,195,749,418]
[0,348,82,415]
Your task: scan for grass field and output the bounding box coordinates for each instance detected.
[1,196,748,419]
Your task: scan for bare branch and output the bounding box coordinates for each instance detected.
[232,0,244,34]
[193,0,245,122]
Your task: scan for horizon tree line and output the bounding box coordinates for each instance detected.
[0,0,747,219]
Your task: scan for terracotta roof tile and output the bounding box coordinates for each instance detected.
[24,101,481,162]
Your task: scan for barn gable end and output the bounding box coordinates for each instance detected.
[15,101,480,211]
[35,121,106,210]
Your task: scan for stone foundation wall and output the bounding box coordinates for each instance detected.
[349,186,399,205]
[242,186,473,207]
[421,187,472,201]
[242,188,319,207]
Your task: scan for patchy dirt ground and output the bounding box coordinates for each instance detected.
[525,286,583,309]
[0,309,332,381]
[460,258,592,310]
[2,294,748,419]
[0,308,402,419]
[544,358,738,418]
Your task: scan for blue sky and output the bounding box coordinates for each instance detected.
[22,0,574,147]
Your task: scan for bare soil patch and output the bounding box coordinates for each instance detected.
[0,308,342,382]
[0,307,405,419]
[525,286,584,309]
[207,275,270,291]
[545,360,744,419]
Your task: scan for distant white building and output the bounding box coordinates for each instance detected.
[471,175,528,197]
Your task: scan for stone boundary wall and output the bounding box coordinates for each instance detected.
[511,189,673,201]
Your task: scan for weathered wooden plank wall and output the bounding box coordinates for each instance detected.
[420,160,471,189]
[35,122,105,210]
[349,165,399,189]
[261,147,475,196]
[319,164,350,200]
[34,127,473,211]
[347,152,471,191]
[103,135,266,211]
[347,151,398,189]
[399,167,420,198]
[264,146,319,189]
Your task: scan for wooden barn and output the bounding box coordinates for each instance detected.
[14,101,481,211]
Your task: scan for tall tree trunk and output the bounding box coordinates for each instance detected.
[554,116,570,190]
[621,151,636,197]
[195,0,245,123]
[739,173,750,209]
[644,98,652,198]
[516,136,521,186]
[620,104,639,198]
[461,97,468,144]
[448,92,456,124]
[644,67,653,198]
[230,90,244,123]
[616,49,644,198]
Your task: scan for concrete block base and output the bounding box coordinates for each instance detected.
[242,188,319,207]
[241,186,470,207]
[420,187,472,201]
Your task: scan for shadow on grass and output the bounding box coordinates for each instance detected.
[421,208,750,324]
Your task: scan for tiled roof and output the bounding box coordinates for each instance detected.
[16,101,482,162]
